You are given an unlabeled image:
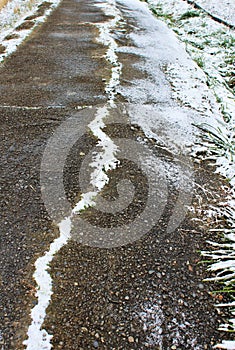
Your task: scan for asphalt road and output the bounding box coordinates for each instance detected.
[0,0,233,349]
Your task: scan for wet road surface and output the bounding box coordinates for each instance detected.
[0,0,233,349]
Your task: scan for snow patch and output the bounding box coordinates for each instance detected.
[117,0,223,155]
[137,301,202,348]
[195,0,235,27]
[215,340,235,350]
[146,0,235,185]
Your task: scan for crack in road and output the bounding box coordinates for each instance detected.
[0,0,232,349]
[23,1,124,348]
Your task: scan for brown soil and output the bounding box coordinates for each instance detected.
[15,20,35,31]
[0,0,9,10]
[0,44,6,54]
[4,33,20,40]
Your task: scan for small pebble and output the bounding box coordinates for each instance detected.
[128,336,134,343]
[81,327,88,332]
[93,340,99,348]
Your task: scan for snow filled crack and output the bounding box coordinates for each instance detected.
[23,1,124,349]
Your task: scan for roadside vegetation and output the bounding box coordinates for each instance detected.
[0,0,60,63]
[145,0,235,347]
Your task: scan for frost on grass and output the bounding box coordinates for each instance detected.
[195,0,235,27]
[201,214,235,336]
[145,0,235,347]
[146,0,235,147]
[146,0,235,191]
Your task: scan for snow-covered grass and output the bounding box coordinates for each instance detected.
[194,0,235,27]
[0,0,62,63]
[145,0,235,347]
[145,0,235,185]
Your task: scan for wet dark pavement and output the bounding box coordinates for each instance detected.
[0,0,233,349]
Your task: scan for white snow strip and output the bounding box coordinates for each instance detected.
[0,104,67,110]
[88,0,122,189]
[88,106,119,191]
[23,0,124,349]
[217,301,235,308]
[214,341,235,350]
[23,217,71,349]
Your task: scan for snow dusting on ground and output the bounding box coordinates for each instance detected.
[138,301,164,348]
[196,0,235,27]
[0,0,235,348]
[137,300,203,349]
[0,0,62,63]
[145,0,235,183]
[144,0,235,348]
